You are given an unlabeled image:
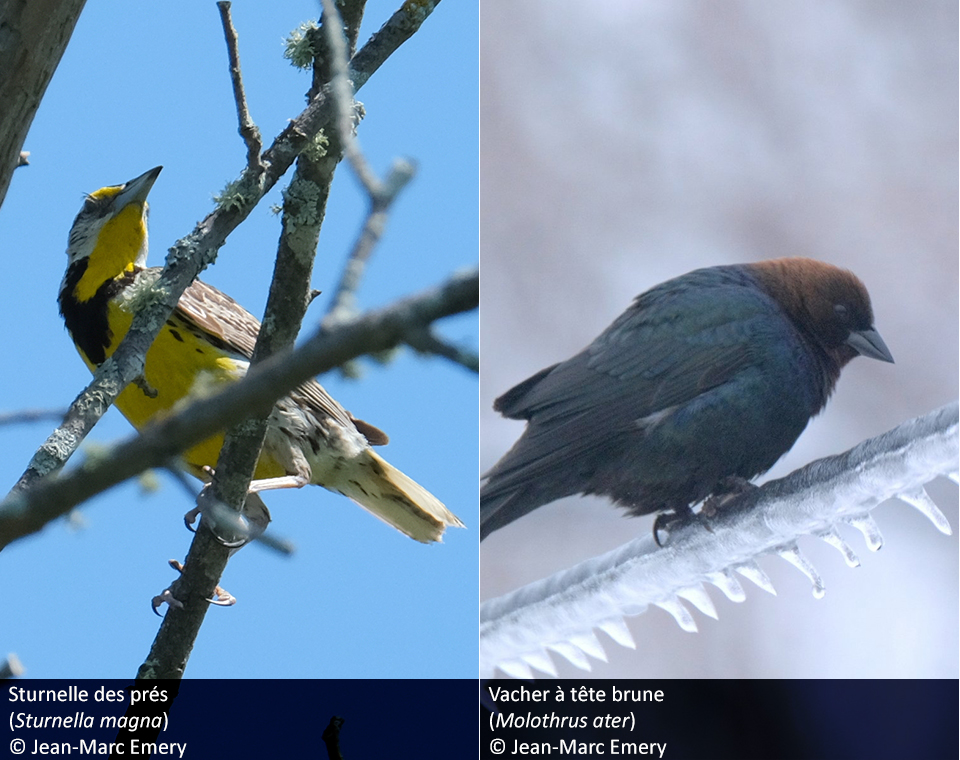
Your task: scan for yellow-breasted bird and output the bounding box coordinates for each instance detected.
[58,166,464,543]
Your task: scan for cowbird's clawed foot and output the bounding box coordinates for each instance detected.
[653,502,724,547]
[151,559,236,616]
[652,506,698,547]
[701,476,759,517]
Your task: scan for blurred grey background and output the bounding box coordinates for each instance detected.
[480,0,958,678]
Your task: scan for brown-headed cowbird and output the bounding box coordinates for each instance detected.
[480,258,893,543]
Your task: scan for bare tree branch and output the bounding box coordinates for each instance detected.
[0,0,86,208]
[0,409,68,426]
[321,0,381,195]
[348,0,442,92]
[217,0,264,171]
[0,266,476,545]
[139,0,437,679]
[405,326,479,373]
[323,161,416,328]
[4,0,445,506]
[139,2,360,678]
[135,269,474,676]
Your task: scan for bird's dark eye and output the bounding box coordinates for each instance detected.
[81,194,112,217]
[834,303,849,321]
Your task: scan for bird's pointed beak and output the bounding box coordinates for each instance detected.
[846,327,894,363]
[114,166,162,209]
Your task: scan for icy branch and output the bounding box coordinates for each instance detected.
[480,402,959,678]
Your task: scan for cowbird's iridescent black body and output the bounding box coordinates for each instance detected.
[480,258,893,542]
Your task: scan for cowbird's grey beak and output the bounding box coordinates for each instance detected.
[846,328,894,363]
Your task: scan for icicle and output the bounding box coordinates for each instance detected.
[816,527,861,567]
[522,649,558,677]
[734,561,777,595]
[897,487,952,535]
[598,617,636,649]
[499,659,535,680]
[845,513,884,550]
[778,544,826,598]
[548,641,593,671]
[653,598,698,632]
[706,570,746,602]
[569,632,607,662]
[677,584,719,619]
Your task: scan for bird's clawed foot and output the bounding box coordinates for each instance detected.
[654,477,760,546]
[652,506,699,547]
[183,504,201,534]
[183,467,272,547]
[701,476,758,517]
[151,559,236,617]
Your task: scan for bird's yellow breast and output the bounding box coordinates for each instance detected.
[74,205,147,302]
[75,296,287,480]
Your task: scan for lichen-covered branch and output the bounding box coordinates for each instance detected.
[0,268,477,551]
[480,402,959,678]
[141,0,447,679]
[4,0,444,509]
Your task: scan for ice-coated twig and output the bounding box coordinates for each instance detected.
[480,402,958,678]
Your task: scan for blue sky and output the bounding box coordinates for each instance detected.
[0,1,477,678]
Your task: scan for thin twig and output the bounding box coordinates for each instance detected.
[405,327,478,373]
[348,0,443,93]
[323,161,416,328]
[134,276,473,676]
[217,1,263,172]
[0,408,68,426]
[338,0,366,55]
[317,1,420,332]
[320,0,382,195]
[178,2,362,671]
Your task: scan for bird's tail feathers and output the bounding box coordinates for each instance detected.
[480,479,552,541]
[341,450,465,543]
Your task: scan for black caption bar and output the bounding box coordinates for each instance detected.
[480,680,958,760]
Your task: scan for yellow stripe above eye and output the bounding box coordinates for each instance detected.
[75,204,147,302]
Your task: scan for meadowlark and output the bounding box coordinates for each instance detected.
[57,166,464,543]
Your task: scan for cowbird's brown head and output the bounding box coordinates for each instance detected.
[747,258,893,373]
